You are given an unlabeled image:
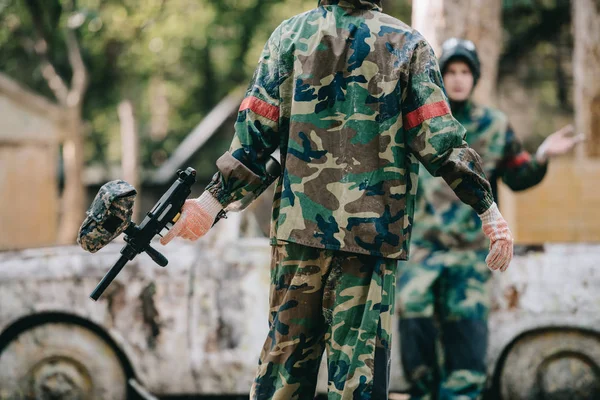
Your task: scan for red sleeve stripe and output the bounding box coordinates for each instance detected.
[404,100,451,130]
[506,151,531,168]
[239,96,279,122]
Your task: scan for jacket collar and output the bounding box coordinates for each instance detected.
[450,99,475,121]
[318,0,382,11]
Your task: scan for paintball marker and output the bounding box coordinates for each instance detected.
[78,156,281,301]
[79,167,197,301]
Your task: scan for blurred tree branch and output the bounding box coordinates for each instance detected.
[24,0,88,105]
[22,0,89,244]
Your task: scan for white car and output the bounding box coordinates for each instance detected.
[1,235,598,399]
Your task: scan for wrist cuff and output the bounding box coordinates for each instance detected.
[196,191,223,219]
[479,202,501,225]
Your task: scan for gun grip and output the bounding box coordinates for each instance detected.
[146,245,168,267]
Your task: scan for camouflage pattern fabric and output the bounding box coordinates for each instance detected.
[78,180,136,253]
[410,101,547,251]
[251,241,396,400]
[397,248,490,400]
[397,247,491,321]
[205,0,494,261]
[397,102,548,399]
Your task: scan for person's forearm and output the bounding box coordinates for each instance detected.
[435,144,494,214]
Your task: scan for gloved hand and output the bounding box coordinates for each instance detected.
[479,203,513,272]
[536,124,585,163]
[160,192,223,245]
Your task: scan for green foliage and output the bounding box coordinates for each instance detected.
[500,0,573,151]
[0,0,412,178]
[0,0,317,173]
[1,0,573,180]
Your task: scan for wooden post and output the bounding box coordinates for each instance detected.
[118,100,141,221]
[573,0,600,157]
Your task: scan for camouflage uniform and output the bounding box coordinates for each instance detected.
[397,101,547,399]
[204,1,495,398]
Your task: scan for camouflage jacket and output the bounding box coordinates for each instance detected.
[205,0,493,260]
[411,101,548,251]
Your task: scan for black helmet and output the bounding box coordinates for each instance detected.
[439,38,481,85]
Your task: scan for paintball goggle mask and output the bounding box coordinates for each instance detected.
[439,38,481,85]
[77,180,137,253]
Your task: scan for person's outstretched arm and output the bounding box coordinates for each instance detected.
[501,124,584,191]
[403,37,512,271]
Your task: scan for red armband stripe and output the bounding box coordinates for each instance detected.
[404,100,451,130]
[506,151,531,168]
[239,96,279,122]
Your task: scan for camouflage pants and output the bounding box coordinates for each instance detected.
[396,248,491,400]
[250,241,397,400]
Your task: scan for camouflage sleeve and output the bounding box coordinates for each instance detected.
[500,125,547,191]
[403,39,494,214]
[204,27,282,207]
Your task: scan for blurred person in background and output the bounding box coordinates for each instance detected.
[161,3,515,399]
[396,38,584,400]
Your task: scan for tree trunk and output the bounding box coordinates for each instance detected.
[149,78,169,141]
[411,0,502,105]
[57,106,86,245]
[118,100,141,221]
[573,0,600,157]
